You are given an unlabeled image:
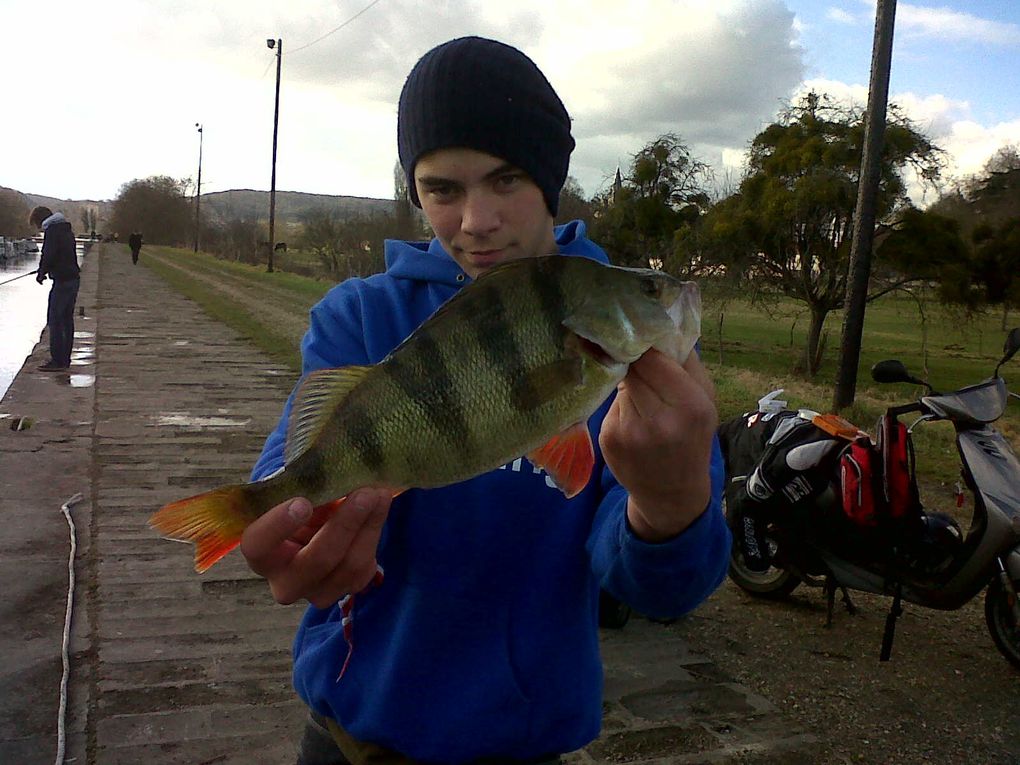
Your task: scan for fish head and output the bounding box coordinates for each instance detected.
[560,259,702,368]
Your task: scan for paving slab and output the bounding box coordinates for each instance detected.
[0,245,817,764]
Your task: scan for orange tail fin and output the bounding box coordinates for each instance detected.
[149,485,250,572]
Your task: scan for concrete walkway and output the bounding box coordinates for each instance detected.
[0,246,817,764]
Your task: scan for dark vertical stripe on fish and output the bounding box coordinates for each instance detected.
[339,399,386,473]
[530,257,567,351]
[385,334,473,455]
[287,448,330,494]
[471,284,539,416]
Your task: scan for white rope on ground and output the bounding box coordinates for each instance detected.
[56,492,84,765]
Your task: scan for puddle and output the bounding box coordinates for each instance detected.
[174,341,190,346]
[155,412,251,429]
[71,346,96,365]
[69,374,95,388]
[74,330,95,340]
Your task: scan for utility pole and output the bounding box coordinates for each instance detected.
[194,123,203,253]
[266,37,282,273]
[833,0,897,411]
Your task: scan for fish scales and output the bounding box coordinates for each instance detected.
[366,267,575,483]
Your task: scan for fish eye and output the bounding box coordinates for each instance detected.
[639,278,660,297]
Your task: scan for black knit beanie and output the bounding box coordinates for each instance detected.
[397,36,575,216]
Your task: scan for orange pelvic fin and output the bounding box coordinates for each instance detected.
[527,422,595,499]
[149,485,250,573]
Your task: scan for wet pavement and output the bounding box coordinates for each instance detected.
[0,246,817,764]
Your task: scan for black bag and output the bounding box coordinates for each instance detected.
[719,408,845,571]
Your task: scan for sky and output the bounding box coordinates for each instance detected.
[1,0,1017,207]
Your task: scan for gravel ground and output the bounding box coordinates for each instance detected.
[670,573,1020,764]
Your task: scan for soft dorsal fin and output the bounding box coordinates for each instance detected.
[526,421,595,499]
[285,366,372,464]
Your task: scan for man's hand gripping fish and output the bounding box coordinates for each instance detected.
[149,254,702,573]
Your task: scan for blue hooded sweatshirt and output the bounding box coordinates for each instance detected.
[250,221,731,763]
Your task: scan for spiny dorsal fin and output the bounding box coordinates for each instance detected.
[285,366,372,465]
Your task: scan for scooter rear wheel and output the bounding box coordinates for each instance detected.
[985,573,1020,670]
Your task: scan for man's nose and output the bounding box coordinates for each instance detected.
[461,190,500,236]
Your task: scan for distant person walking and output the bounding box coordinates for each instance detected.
[30,206,80,372]
[128,231,143,265]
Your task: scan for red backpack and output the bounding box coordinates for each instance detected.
[876,414,922,521]
[839,415,922,531]
[840,436,882,528]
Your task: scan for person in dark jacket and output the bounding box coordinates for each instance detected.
[30,206,80,371]
[128,231,143,264]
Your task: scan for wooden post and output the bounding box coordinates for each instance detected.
[833,0,897,411]
[267,38,282,273]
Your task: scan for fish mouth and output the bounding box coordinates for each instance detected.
[574,334,620,367]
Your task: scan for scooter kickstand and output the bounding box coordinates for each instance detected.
[880,585,904,662]
[825,576,836,627]
[840,585,857,616]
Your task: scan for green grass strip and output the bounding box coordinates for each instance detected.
[144,248,308,372]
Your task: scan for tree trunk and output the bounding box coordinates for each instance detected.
[717,311,725,366]
[805,305,828,377]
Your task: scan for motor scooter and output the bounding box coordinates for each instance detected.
[718,328,1020,667]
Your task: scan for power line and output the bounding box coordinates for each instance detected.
[288,0,385,55]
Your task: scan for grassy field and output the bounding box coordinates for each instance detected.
[143,246,1020,492]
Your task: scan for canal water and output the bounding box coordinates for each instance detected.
[0,244,86,402]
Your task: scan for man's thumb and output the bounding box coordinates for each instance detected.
[241,497,312,570]
[286,497,312,524]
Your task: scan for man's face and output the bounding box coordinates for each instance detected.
[414,148,558,279]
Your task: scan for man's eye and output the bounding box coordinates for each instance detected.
[495,174,522,190]
[427,185,456,199]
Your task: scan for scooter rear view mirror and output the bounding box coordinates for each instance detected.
[993,327,1020,378]
[1002,328,1020,362]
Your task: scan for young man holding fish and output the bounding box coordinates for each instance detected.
[156,36,731,764]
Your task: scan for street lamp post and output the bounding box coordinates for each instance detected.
[266,37,282,273]
[194,123,203,253]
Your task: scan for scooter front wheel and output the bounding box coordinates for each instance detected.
[728,535,802,598]
[984,572,1020,670]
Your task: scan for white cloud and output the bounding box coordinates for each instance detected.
[898,3,1020,46]
[826,8,858,24]
[937,118,1020,182]
[533,0,806,195]
[851,1,1020,45]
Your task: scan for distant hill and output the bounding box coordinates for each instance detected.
[0,187,113,234]
[201,189,399,224]
[1,186,402,233]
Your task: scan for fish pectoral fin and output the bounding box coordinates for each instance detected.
[285,365,372,464]
[311,487,407,519]
[527,422,595,499]
[510,357,584,411]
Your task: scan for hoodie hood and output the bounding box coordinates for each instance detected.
[381,220,609,286]
[41,212,67,230]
